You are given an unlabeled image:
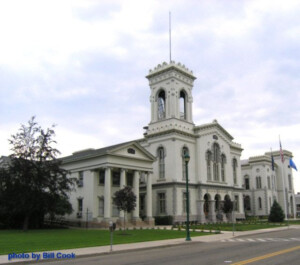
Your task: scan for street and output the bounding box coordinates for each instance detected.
[39,227,300,265]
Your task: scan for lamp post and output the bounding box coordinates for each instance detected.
[184,153,191,241]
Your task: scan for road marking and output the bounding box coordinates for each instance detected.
[290,238,300,241]
[257,239,266,242]
[231,245,300,265]
[220,237,300,243]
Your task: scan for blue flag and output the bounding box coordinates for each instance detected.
[289,158,298,171]
[271,155,275,171]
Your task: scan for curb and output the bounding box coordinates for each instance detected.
[0,226,297,264]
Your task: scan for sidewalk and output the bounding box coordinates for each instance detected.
[0,226,297,264]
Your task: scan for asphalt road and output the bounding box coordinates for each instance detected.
[41,228,300,265]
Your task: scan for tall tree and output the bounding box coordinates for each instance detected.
[113,186,136,230]
[0,117,74,230]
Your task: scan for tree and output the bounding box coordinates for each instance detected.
[0,117,74,230]
[222,196,233,214]
[113,186,136,230]
[269,200,285,222]
[222,196,234,223]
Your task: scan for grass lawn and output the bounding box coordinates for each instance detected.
[190,222,287,231]
[0,229,208,255]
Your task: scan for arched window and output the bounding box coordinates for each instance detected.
[256,176,262,189]
[157,147,165,179]
[258,197,262,209]
[221,154,226,182]
[213,143,220,181]
[244,195,251,211]
[157,90,166,120]
[244,175,250,190]
[215,194,221,212]
[206,151,212,180]
[182,147,189,180]
[232,158,237,184]
[179,90,187,120]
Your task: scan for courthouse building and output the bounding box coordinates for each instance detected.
[61,61,296,226]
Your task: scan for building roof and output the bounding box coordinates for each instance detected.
[194,119,234,141]
[61,140,155,164]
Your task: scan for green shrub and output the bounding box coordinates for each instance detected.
[154,216,173,225]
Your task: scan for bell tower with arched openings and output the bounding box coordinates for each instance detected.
[145,61,196,136]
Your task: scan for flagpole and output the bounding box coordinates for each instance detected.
[279,136,288,221]
[270,148,276,201]
[169,11,172,63]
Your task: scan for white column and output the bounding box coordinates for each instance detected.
[209,200,216,223]
[154,99,158,122]
[218,164,221,182]
[104,167,111,219]
[92,170,98,219]
[133,171,140,219]
[146,173,153,218]
[119,169,126,219]
[197,200,206,224]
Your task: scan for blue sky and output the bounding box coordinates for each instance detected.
[1,0,300,191]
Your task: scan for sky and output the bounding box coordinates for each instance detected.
[0,0,300,191]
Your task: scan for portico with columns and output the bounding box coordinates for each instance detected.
[62,141,155,227]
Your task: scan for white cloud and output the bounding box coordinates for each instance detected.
[1,0,300,192]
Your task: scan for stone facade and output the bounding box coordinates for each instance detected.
[241,151,296,218]
[60,60,296,226]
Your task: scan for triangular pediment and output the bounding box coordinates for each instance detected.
[194,120,234,141]
[107,142,155,161]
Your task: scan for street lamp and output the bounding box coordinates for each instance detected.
[184,153,191,241]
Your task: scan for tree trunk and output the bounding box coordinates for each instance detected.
[23,215,29,231]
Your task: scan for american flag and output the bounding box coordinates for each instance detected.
[279,138,284,163]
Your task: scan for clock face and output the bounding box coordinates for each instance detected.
[158,97,165,119]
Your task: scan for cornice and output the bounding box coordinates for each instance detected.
[146,61,196,82]
[194,120,234,141]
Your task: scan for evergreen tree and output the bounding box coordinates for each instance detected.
[268,200,285,222]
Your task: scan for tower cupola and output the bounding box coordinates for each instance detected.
[145,61,196,136]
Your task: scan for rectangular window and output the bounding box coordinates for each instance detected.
[158,192,166,214]
[267,177,271,189]
[98,198,104,216]
[258,198,262,209]
[140,195,145,212]
[127,173,133,187]
[99,170,105,185]
[78,171,84,187]
[112,205,119,217]
[234,195,239,211]
[182,192,190,213]
[78,198,83,212]
[112,171,120,186]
